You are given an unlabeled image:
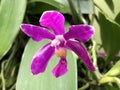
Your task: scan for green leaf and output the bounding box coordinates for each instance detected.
[78,0,94,14]
[115,12,120,25]
[93,0,120,46]
[99,76,120,88]
[0,0,26,59]
[99,12,120,59]
[29,0,71,13]
[94,0,120,19]
[16,39,77,90]
[105,0,114,13]
[105,60,120,76]
[29,0,94,14]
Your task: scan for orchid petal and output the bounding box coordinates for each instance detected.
[52,58,68,78]
[20,24,55,42]
[66,40,96,71]
[39,11,65,35]
[31,43,55,75]
[64,25,94,42]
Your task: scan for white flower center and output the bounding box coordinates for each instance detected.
[51,35,65,47]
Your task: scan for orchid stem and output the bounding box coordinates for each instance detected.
[92,41,97,66]
[92,40,102,80]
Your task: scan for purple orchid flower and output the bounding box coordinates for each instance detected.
[20,10,96,78]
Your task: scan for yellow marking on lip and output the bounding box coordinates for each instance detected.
[55,48,67,58]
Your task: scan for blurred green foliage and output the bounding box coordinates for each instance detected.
[0,0,120,90]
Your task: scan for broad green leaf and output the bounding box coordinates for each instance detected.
[99,12,120,59]
[0,0,26,59]
[105,60,120,76]
[93,0,120,50]
[16,39,77,90]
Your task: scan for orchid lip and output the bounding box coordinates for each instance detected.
[55,48,67,58]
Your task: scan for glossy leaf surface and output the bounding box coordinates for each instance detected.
[0,0,26,59]
[99,12,120,59]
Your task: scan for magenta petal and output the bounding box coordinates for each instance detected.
[39,11,65,35]
[20,24,55,42]
[52,58,68,78]
[64,25,94,42]
[66,40,96,71]
[31,43,55,75]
